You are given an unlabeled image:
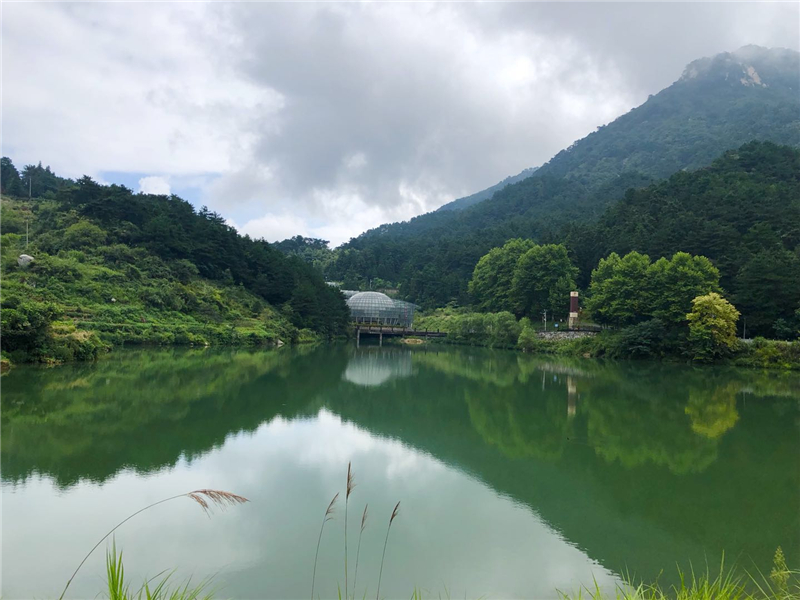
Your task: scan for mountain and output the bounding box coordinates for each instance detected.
[328,46,800,307]
[436,166,539,212]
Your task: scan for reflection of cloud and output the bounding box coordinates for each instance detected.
[342,349,413,387]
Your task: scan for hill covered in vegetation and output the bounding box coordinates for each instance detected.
[567,141,800,337]
[326,46,800,306]
[0,163,350,363]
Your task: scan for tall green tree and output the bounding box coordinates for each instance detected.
[1,157,22,196]
[468,239,535,312]
[687,292,740,361]
[734,249,800,336]
[586,252,653,327]
[511,244,578,320]
[649,252,720,324]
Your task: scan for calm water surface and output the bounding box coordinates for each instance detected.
[2,345,798,599]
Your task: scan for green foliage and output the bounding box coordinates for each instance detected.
[62,220,107,249]
[578,141,800,336]
[468,238,535,312]
[1,157,23,196]
[733,338,800,370]
[105,543,214,600]
[273,235,336,274]
[687,293,741,362]
[604,319,672,359]
[734,249,800,337]
[586,252,653,327]
[414,308,521,348]
[0,165,350,362]
[326,48,800,309]
[586,251,721,329]
[650,254,721,324]
[511,243,578,320]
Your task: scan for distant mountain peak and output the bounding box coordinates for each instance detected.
[679,45,798,89]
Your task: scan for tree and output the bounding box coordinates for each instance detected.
[586,251,652,327]
[511,244,578,320]
[734,249,800,337]
[62,220,107,250]
[1,157,22,196]
[686,292,740,361]
[468,239,534,312]
[649,252,720,324]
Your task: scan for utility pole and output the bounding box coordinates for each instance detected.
[29,176,32,199]
[743,316,747,340]
[542,309,547,332]
[26,219,29,248]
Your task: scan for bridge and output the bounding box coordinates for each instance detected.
[354,324,447,345]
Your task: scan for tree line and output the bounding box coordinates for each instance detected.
[324,142,800,339]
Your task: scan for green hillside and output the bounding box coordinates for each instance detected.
[0,165,350,364]
[567,141,800,337]
[327,46,800,306]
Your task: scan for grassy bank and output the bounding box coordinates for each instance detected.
[1,196,332,365]
[97,549,797,600]
[413,309,800,370]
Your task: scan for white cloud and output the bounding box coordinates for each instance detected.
[138,175,171,195]
[2,2,798,244]
[239,212,310,242]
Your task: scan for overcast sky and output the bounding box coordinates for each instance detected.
[3,2,798,246]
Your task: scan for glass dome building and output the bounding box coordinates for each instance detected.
[346,292,416,327]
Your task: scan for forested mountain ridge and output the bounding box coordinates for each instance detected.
[567,141,800,337]
[436,166,539,212]
[326,46,800,306]
[0,161,350,363]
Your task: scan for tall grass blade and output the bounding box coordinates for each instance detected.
[312,492,339,600]
[59,489,248,600]
[376,501,400,600]
[346,463,356,599]
[353,504,368,600]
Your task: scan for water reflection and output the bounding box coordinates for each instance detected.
[2,345,798,598]
[342,348,413,387]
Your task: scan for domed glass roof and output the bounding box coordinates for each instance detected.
[347,291,395,311]
[347,291,400,324]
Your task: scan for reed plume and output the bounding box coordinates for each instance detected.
[345,462,356,599]
[352,503,368,599]
[312,492,339,600]
[59,489,248,600]
[375,501,400,600]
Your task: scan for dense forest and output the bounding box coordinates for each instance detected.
[0,160,350,363]
[324,47,800,306]
[566,141,800,337]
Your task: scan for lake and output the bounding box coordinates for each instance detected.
[2,344,798,599]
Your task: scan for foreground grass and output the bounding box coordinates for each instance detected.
[101,550,798,600]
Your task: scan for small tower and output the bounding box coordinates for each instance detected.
[568,291,579,329]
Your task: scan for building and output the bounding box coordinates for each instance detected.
[345,291,416,327]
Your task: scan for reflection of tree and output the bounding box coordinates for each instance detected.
[1,346,348,487]
[466,383,572,460]
[411,348,521,387]
[587,399,719,474]
[582,367,731,475]
[685,383,740,439]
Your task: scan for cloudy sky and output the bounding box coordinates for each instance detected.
[3,2,798,246]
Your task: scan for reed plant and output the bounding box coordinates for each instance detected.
[312,492,339,600]
[61,489,247,600]
[376,501,401,600]
[352,504,369,599]
[345,462,356,599]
